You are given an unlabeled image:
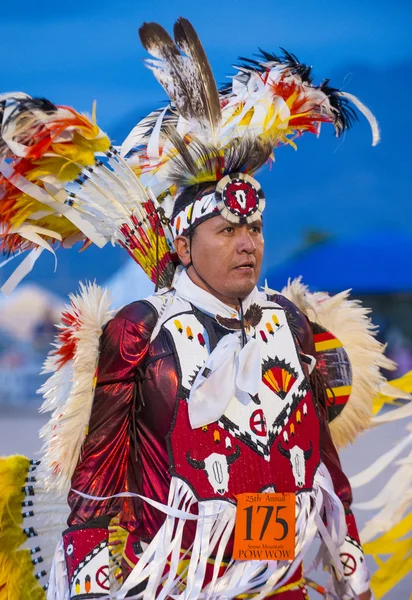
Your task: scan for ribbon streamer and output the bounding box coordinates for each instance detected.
[1,247,44,295]
[0,160,107,248]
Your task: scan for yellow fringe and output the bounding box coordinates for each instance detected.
[0,455,30,550]
[364,513,412,599]
[0,549,45,600]
[0,456,46,600]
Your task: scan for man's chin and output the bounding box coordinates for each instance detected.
[225,280,257,300]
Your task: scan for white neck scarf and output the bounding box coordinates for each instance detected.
[174,269,272,429]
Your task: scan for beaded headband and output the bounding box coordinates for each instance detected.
[170,174,265,238]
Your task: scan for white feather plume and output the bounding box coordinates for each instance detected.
[281,277,395,448]
[38,282,114,495]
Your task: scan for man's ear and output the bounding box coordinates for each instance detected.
[174,235,191,266]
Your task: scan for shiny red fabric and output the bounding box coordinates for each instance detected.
[68,299,172,536]
[67,293,361,589]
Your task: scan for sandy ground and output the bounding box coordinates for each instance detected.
[0,405,410,599]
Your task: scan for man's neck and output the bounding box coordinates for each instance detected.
[186,267,241,310]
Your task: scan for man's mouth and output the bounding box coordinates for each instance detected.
[234,262,255,271]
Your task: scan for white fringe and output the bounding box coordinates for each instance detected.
[280,278,396,448]
[118,466,346,599]
[47,540,70,600]
[20,479,70,593]
[350,427,412,544]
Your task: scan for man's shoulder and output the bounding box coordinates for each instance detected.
[112,290,173,327]
[101,298,161,346]
[265,290,306,319]
[264,288,314,353]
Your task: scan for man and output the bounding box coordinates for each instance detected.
[0,17,385,600]
[62,173,372,599]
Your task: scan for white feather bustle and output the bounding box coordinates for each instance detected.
[38,282,114,496]
[280,277,396,448]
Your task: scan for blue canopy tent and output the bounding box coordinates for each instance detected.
[264,230,412,294]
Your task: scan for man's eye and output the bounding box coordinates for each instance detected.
[251,226,261,233]
[223,227,234,233]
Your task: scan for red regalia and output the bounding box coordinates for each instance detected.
[1,14,403,600]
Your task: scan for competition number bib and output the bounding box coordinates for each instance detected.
[233,492,296,561]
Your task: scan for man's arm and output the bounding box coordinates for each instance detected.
[63,300,157,598]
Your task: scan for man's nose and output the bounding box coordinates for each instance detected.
[237,229,256,253]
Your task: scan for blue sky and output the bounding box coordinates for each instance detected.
[2,0,412,132]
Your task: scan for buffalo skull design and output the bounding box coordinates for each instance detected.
[277,441,313,488]
[186,445,241,495]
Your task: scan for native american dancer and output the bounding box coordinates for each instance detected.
[1,17,411,600]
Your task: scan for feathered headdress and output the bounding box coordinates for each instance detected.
[0,94,175,293]
[0,18,379,292]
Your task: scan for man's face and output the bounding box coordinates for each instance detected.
[175,214,264,305]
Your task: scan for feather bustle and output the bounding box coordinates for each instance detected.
[38,282,114,495]
[280,278,395,448]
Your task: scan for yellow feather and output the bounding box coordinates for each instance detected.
[239,107,254,127]
[221,103,245,128]
[0,549,45,600]
[285,91,298,110]
[8,194,50,230]
[30,214,79,239]
[373,370,412,414]
[0,456,45,599]
[51,131,110,167]
[27,156,83,183]
[8,193,79,240]
[0,455,30,540]
[263,103,275,130]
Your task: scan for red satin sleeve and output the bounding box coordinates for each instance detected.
[67,300,158,528]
